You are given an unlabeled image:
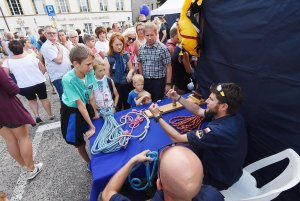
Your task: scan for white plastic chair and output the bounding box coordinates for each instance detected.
[221,148,300,201]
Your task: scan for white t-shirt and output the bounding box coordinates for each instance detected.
[4,41,14,56]
[94,76,114,109]
[2,55,46,88]
[40,40,71,81]
[95,40,109,55]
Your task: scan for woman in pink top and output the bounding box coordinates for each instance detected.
[122,28,136,63]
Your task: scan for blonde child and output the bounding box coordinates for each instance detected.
[127,74,151,107]
[93,58,119,111]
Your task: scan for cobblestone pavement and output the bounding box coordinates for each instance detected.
[0,81,92,201]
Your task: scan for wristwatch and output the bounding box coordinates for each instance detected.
[154,114,162,122]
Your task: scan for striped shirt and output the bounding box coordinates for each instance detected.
[138,41,171,79]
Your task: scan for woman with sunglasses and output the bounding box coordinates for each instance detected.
[122,28,136,63]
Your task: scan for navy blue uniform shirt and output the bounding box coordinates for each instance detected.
[187,113,247,186]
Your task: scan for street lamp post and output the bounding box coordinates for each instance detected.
[0,5,10,31]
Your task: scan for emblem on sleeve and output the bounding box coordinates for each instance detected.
[195,130,204,139]
[204,127,211,134]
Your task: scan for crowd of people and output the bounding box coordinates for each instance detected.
[0,14,248,201]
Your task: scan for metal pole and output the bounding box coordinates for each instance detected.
[0,5,10,31]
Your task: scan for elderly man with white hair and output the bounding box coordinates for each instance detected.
[69,30,80,46]
[40,26,71,100]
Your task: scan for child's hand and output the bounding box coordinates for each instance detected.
[93,112,100,119]
[85,127,95,139]
[126,73,133,83]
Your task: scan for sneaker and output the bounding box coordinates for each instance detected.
[36,117,43,124]
[26,163,43,180]
[49,115,55,120]
[86,162,91,173]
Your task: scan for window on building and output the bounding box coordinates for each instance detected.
[0,29,5,37]
[24,27,30,32]
[116,0,123,11]
[102,22,110,28]
[15,28,22,34]
[32,0,45,14]
[7,0,23,15]
[79,0,89,12]
[57,0,69,13]
[61,24,67,30]
[99,0,107,11]
[69,24,75,30]
[84,23,93,35]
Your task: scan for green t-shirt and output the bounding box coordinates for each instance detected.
[62,69,98,108]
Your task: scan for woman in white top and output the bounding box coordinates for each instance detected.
[20,37,38,58]
[2,40,54,123]
[133,22,146,73]
[95,26,109,59]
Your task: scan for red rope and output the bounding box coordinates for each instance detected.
[169,115,204,134]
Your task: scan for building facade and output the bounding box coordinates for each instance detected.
[0,0,132,37]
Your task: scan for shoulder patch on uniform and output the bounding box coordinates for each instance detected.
[204,127,211,134]
[195,130,204,139]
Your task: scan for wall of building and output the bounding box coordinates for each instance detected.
[0,0,132,37]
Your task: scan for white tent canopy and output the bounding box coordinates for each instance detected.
[151,0,184,16]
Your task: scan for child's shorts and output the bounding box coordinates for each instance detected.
[60,103,88,147]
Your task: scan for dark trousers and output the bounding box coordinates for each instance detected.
[115,82,133,111]
[144,78,165,102]
[52,79,63,100]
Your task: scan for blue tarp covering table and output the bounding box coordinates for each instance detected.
[89,96,204,201]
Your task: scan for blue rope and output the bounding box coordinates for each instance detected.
[91,108,128,154]
[128,151,158,191]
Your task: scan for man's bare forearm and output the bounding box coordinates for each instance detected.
[178,96,205,117]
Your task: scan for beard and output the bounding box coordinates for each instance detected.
[205,105,219,117]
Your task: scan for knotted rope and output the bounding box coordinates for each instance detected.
[128,151,158,191]
[91,108,150,154]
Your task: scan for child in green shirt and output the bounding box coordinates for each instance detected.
[60,45,99,169]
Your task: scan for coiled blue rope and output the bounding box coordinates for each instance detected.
[91,108,128,154]
[91,108,150,154]
[128,151,158,191]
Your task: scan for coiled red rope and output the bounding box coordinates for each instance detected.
[169,115,204,134]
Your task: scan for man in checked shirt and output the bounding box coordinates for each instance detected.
[137,22,172,102]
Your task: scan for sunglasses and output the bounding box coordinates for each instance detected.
[140,20,147,23]
[157,142,191,178]
[128,37,136,42]
[210,83,229,103]
[47,32,57,35]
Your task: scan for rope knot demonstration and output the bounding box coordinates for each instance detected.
[128,151,158,191]
[91,109,150,154]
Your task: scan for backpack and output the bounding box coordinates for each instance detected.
[107,77,114,100]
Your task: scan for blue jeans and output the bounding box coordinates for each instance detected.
[52,79,63,100]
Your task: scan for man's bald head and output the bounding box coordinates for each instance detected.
[158,145,203,200]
